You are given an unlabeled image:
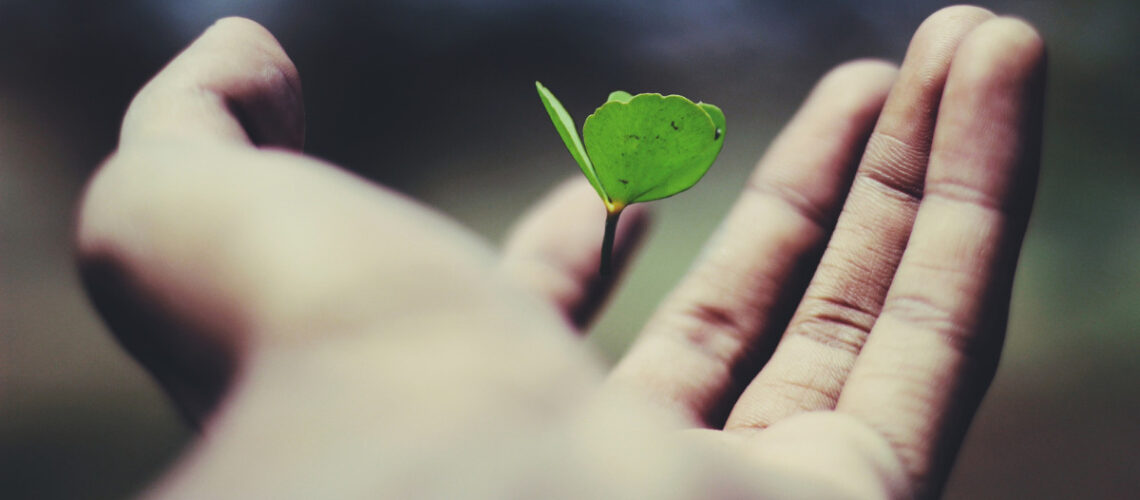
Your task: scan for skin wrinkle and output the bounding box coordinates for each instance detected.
[793,296,879,354]
[743,178,833,231]
[924,176,1009,213]
[666,303,752,374]
[879,294,976,354]
[657,255,789,386]
[856,132,929,203]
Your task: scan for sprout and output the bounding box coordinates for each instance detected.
[536,81,725,275]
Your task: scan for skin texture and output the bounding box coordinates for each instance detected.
[75,6,1046,499]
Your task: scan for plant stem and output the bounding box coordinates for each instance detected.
[600,209,622,277]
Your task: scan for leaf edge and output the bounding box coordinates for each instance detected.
[535,81,608,203]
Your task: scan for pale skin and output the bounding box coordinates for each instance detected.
[76,6,1045,499]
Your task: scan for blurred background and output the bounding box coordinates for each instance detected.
[1,0,1136,498]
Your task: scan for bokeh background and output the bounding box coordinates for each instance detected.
[1,0,1137,498]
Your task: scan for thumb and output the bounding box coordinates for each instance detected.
[119,17,304,150]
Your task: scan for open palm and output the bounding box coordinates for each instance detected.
[78,7,1045,499]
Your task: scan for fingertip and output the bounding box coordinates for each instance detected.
[954,17,1047,85]
[820,59,899,90]
[898,5,996,91]
[907,5,998,66]
[199,17,305,148]
[916,5,997,37]
[206,16,276,41]
[811,59,898,121]
[201,16,301,86]
[121,16,304,150]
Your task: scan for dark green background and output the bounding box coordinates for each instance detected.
[2,1,1137,498]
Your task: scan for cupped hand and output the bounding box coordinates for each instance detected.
[77,7,1045,499]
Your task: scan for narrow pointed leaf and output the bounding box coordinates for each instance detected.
[535,81,606,201]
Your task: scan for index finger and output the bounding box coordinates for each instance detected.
[119,17,304,150]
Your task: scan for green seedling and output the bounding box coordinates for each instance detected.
[536,81,725,275]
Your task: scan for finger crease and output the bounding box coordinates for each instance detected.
[880,294,981,358]
[858,131,929,203]
[793,295,880,354]
[673,302,751,364]
[924,177,1010,215]
[745,178,832,231]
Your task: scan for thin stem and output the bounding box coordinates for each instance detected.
[600,209,622,277]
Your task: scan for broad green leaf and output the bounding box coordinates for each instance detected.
[583,93,725,204]
[606,90,633,103]
[535,82,606,201]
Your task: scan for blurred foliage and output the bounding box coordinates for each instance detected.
[1,1,1137,498]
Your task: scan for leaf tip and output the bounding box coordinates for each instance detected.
[606,90,634,104]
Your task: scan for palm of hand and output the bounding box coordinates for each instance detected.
[78,7,1044,499]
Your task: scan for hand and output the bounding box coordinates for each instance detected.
[77,6,1045,499]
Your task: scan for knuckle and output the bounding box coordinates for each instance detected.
[923,175,1007,214]
[663,296,758,366]
[771,373,844,409]
[791,295,880,354]
[858,131,928,203]
[687,302,745,336]
[744,178,831,231]
[77,150,159,253]
[880,293,976,355]
[77,145,253,259]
